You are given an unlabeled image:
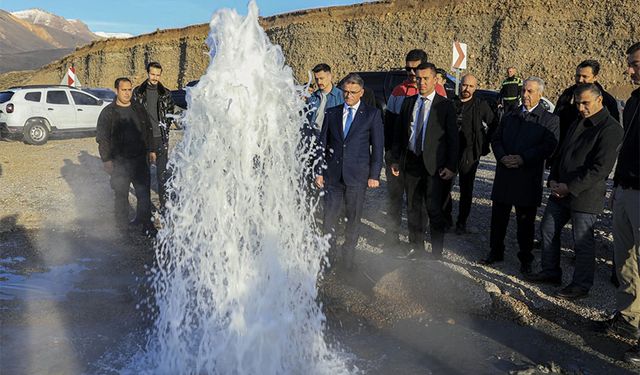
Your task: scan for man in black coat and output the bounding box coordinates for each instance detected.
[445,74,498,234]
[96,77,157,236]
[481,77,559,273]
[133,62,177,213]
[554,60,620,148]
[390,62,458,259]
[526,83,623,299]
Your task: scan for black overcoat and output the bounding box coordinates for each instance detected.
[491,105,559,207]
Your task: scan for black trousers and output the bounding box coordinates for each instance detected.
[323,183,367,265]
[153,138,169,211]
[456,161,480,227]
[442,161,481,229]
[111,155,151,225]
[489,200,536,264]
[384,152,404,236]
[403,152,446,255]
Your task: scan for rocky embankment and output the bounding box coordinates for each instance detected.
[1,0,637,101]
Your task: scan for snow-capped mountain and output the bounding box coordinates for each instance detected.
[11,8,97,41]
[95,31,133,39]
[0,9,101,73]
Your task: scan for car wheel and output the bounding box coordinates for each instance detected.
[24,120,50,145]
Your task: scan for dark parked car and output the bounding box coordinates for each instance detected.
[82,88,116,102]
[171,80,199,109]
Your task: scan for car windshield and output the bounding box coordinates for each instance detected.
[0,91,15,103]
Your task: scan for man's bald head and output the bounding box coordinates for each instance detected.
[460,74,478,101]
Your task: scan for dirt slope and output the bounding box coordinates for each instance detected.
[1,0,637,100]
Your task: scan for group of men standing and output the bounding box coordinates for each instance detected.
[96,62,176,236]
[311,43,640,363]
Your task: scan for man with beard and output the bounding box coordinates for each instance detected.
[527,83,622,299]
[133,62,177,214]
[448,74,498,234]
[554,60,620,146]
[307,63,344,136]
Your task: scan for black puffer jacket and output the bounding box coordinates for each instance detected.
[453,96,498,173]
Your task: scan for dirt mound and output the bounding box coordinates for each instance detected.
[1,0,637,100]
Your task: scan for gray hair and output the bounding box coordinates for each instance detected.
[524,76,545,93]
[342,73,364,88]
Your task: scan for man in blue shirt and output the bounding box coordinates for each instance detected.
[307,63,344,135]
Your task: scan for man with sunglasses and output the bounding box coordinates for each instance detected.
[384,49,428,246]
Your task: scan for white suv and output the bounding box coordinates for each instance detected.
[0,85,110,145]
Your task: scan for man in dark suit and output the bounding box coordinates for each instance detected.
[482,77,559,274]
[390,62,458,260]
[315,73,384,270]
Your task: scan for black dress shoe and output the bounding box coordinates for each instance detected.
[520,262,533,275]
[625,342,640,366]
[405,248,426,260]
[479,253,504,265]
[532,238,542,249]
[555,284,589,300]
[593,313,640,340]
[524,272,562,286]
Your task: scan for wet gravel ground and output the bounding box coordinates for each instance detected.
[0,135,637,374]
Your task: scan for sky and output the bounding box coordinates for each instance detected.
[1,0,370,36]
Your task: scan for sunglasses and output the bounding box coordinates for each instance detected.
[405,66,417,73]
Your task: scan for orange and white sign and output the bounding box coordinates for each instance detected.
[451,41,467,70]
[60,65,81,87]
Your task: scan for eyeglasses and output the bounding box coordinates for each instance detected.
[344,89,362,96]
[405,66,417,73]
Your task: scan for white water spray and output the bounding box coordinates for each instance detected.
[130,2,352,374]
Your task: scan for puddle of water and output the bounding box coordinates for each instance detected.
[0,260,93,301]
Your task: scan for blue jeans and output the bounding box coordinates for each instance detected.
[540,198,597,289]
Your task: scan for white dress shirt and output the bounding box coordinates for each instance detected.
[409,90,436,153]
[342,100,361,133]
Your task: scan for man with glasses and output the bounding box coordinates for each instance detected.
[384,49,428,246]
[315,74,384,271]
[390,62,458,260]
